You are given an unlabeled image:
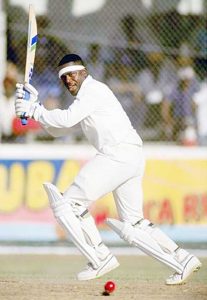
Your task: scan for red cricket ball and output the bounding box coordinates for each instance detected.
[104,281,116,294]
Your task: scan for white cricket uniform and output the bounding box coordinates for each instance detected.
[34,75,145,223]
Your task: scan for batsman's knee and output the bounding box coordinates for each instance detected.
[119,219,153,244]
[70,201,90,221]
[43,182,71,217]
[120,222,134,244]
[107,217,155,245]
[44,182,90,220]
[133,218,155,231]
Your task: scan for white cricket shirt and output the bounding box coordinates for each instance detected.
[34,75,143,153]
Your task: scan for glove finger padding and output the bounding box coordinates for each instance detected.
[16,83,24,89]
[15,98,25,106]
[16,82,38,102]
[16,83,24,99]
[16,89,30,101]
[24,83,38,97]
[15,83,40,119]
[15,99,26,117]
[16,91,24,98]
[15,98,40,118]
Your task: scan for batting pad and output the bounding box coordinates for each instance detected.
[106,218,183,273]
[43,182,100,268]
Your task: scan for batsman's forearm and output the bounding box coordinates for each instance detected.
[33,105,80,129]
[43,126,71,138]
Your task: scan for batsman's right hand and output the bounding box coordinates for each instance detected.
[16,82,38,103]
[15,83,39,118]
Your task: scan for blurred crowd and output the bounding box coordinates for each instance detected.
[1,12,206,146]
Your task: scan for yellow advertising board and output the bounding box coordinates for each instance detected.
[0,144,206,241]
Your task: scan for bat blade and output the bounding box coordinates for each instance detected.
[21,4,37,125]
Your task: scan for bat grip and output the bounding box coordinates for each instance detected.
[20,89,30,126]
[21,114,28,125]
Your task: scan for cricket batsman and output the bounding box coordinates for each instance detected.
[15,54,201,284]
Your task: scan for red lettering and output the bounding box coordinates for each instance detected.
[183,195,198,221]
[144,201,153,220]
[158,199,174,224]
[201,194,207,217]
[144,201,159,223]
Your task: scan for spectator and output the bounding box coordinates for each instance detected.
[176,43,195,69]
[86,43,106,81]
[193,79,207,146]
[107,59,142,130]
[136,47,177,139]
[162,66,200,144]
[6,5,27,65]
[0,63,18,142]
[118,14,147,73]
[190,18,207,80]
[108,14,147,78]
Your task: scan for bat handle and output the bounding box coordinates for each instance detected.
[21,114,28,125]
[20,89,30,126]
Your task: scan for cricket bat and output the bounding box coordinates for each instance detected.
[21,4,38,125]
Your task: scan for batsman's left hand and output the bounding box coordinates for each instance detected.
[15,83,40,118]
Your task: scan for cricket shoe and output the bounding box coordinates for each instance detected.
[77,253,119,281]
[165,255,202,285]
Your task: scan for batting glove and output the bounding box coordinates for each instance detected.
[15,83,40,118]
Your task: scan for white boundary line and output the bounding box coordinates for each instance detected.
[0,246,206,257]
[0,144,207,159]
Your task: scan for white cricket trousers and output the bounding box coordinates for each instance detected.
[63,143,145,224]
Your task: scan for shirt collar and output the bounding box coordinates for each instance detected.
[77,75,93,97]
